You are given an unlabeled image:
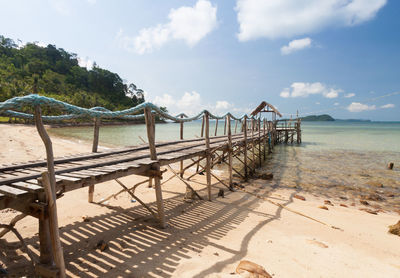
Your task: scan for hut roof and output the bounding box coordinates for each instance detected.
[250,101,282,117]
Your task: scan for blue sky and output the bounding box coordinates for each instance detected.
[1,0,399,120]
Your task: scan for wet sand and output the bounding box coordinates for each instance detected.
[0,124,399,277]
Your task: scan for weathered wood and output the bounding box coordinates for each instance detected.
[115,179,158,219]
[227,114,233,187]
[92,118,101,153]
[201,115,205,137]
[89,117,101,202]
[166,165,203,200]
[243,116,248,180]
[144,106,166,228]
[0,213,27,238]
[204,112,212,201]
[224,117,227,135]
[258,117,262,166]
[180,114,184,179]
[214,119,218,136]
[40,172,65,278]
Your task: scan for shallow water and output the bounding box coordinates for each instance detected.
[49,121,400,211]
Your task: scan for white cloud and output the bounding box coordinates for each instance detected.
[280,82,342,99]
[117,0,217,54]
[216,101,231,110]
[347,102,376,112]
[236,0,386,41]
[281,37,312,55]
[344,93,356,98]
[380,103,395,109]
[78,57,94,69]
[280,89,290,98]
[49,0,71,15]
[87,0,96,4]
[151,91,246,117]
[334,102,339,106]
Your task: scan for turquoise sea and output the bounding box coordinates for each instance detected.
[49,121,400,211]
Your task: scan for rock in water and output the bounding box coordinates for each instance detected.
[387,162,394,170]
[365,193,385,202]
[360,200,369,206]
[258,173,273,180]
[294,194,306,201]
[319,205,329,210]
[324,200,334,206]
[388,221,400,236]
[236,260,272,278]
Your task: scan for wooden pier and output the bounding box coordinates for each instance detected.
[0,97,300,277]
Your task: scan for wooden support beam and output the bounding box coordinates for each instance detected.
[227,114,233,187]
[258,117,262,166]
[251,118,256,170]
[204,112,212,201]
[166,165,203,200]
[214,119,218,136]
[115,179,158,219]
[41,172,65,278]
[88,117,101,203]
[243,116,248,180]
[144,106,166,228]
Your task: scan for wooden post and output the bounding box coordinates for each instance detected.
[227,115,233,187]
[92,117,100,152]
[38,192,53,265]
[224,117,227,135]
[41,172,66,278]
[204,112,212,201]
[88,117,100,203]
[251,118,255,170]
[180,115,184,178]
[243,115,248,180]
[258,116,262,166]
[201,114,205,137]
[144,107,166,228]
[34,106,65,277]
[214,119,218,136]
[263,118,266,160]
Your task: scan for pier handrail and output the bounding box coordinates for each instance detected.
[0,94,255,122]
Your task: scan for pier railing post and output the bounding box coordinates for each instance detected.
[204,112,212,200]
[243,115,248,180]
[263,118,266,160]
[214,119,218,136]
[144,107,166,228]
[258,116,262,166]
[251,118,256,170]
[34,105,65,277]
[227,114,233,187]
[88,117,101,203]
[180,115,184,178]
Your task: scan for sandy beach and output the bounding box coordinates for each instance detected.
[0,124,399,277]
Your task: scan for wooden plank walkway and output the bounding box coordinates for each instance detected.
[0,131,264,214]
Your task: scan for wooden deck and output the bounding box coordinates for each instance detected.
[0,131,264,216]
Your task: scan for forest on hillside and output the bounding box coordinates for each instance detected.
[0,35,149,112]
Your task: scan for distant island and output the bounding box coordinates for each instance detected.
[300,114,335,121]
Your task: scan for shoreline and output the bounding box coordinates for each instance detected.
[0,124,399,277]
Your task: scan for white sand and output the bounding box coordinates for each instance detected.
[0,124,399,277]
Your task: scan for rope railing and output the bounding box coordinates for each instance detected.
[0,94,255,123]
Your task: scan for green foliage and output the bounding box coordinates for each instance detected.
[0,35,145,111]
